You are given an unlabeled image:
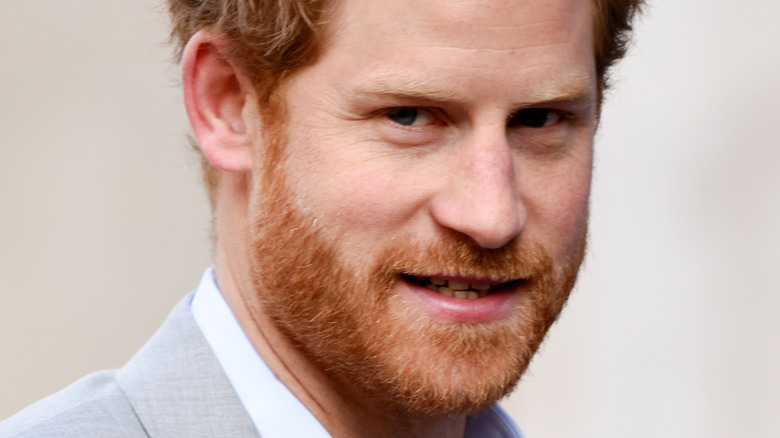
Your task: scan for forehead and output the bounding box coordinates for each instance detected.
[330,0,591,49]
[313,0,596,102]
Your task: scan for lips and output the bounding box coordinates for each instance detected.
[399,274,524,323]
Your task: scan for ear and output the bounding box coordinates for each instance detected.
[182,30,255,173]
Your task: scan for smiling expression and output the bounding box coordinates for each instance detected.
[244,0,597,414]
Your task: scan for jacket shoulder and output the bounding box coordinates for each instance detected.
[0,370,146,438]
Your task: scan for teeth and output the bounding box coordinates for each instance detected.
[438,287,454,297]
[416,276,494,299]
[449,280,469,290]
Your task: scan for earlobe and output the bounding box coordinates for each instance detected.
[182,31,255,173]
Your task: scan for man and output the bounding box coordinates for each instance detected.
[1,0,642,436]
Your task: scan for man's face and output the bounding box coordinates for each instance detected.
[247,0,596,414]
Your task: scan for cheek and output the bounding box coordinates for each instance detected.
[552,176,591,241]
[523,155,592,251]
[329,172,404,228]
[288,147,429,237]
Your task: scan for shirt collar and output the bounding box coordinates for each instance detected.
[190,267,524,438]
[191,267,331,438]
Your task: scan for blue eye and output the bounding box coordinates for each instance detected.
[386,107,436,126]
[508,108,561,128]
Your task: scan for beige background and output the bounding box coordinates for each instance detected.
[2,1,779,437]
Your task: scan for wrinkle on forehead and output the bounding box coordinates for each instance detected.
[332,0,591,52]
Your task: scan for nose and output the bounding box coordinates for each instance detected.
[429,131,525,249]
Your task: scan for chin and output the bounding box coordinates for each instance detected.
[342,297,557,415]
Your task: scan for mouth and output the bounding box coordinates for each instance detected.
[402,275,522,300]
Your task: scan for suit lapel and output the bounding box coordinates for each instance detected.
[116,293,261,437]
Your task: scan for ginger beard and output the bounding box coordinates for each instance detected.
[246,105,588,415]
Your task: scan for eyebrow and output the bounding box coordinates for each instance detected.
[352,77,464,103]
[351,72,596,108]
[519,74,597,107]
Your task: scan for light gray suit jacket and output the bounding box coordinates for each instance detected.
[0,294,261,437]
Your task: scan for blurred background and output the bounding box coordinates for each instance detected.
[1,1,778,436]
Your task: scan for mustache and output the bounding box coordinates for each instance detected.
[377,232,552,284]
